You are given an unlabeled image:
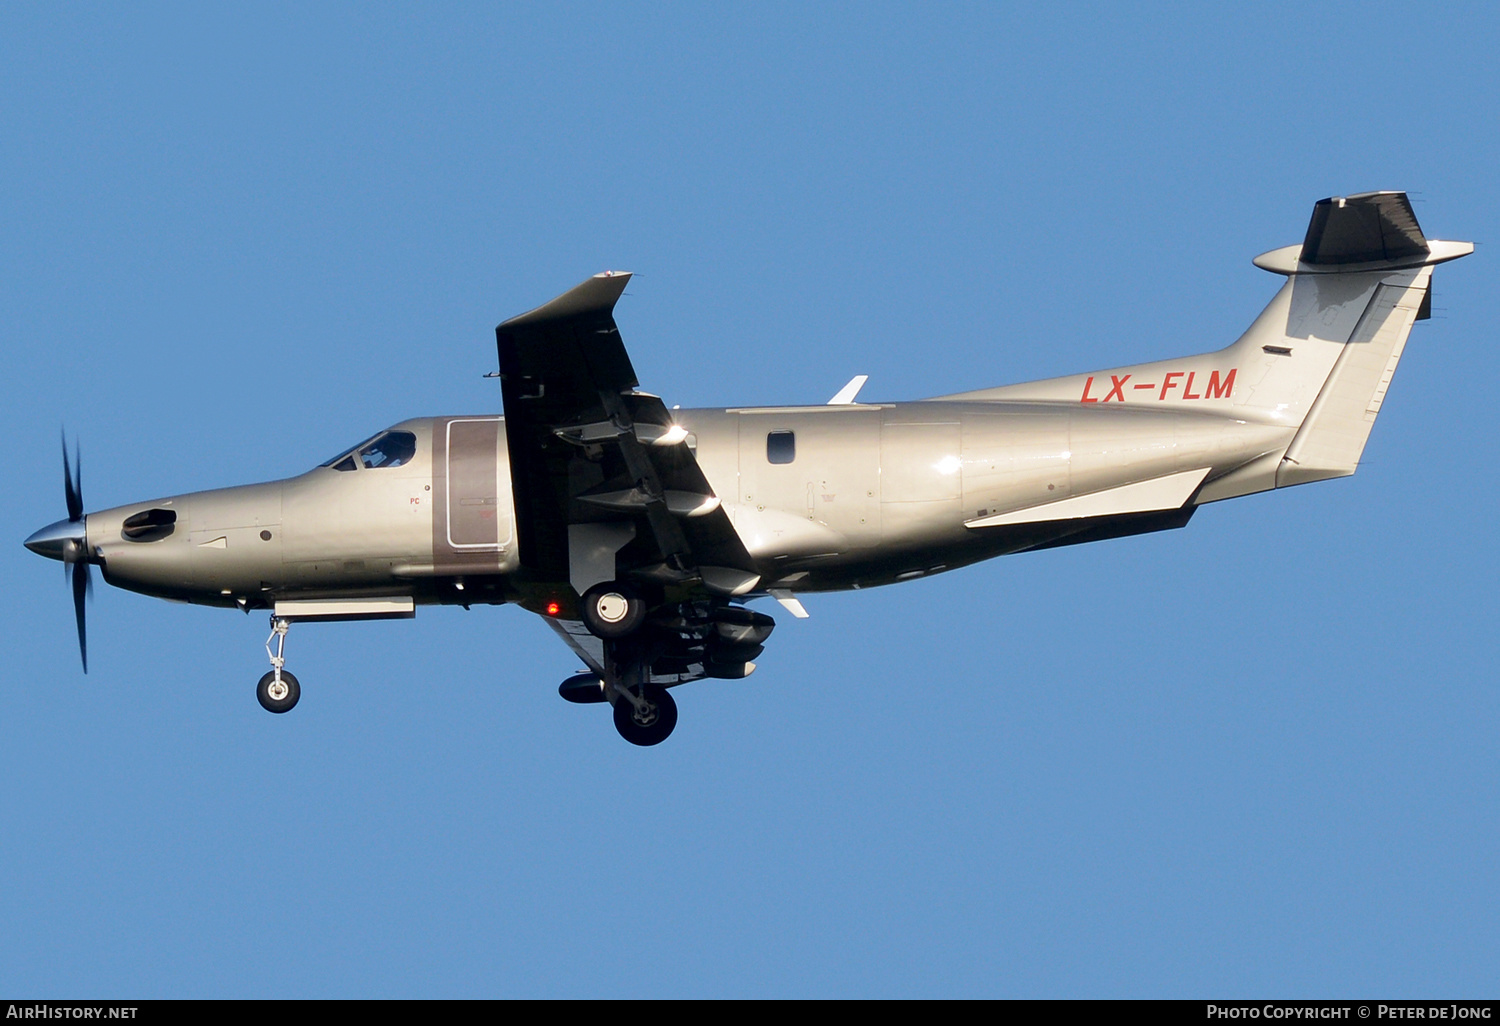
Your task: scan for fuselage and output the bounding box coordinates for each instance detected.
[25,192,1464,740]
[81,399,1292,613]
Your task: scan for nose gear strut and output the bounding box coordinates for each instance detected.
[257,616,301,713]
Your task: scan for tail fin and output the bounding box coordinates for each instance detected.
[945,191,1471,486]
[1254,192,1471,485]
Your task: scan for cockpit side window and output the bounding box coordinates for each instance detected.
[359,431,417,469]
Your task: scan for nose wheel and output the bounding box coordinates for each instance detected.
[257,670,301,713]
[257,616,302,714]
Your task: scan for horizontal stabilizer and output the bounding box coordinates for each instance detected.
[1254,192,1472,275]
[1303,192,1427,265]
[965,468,1211,529]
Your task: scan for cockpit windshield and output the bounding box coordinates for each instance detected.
[359,431,417,468]
[320,430,418,472]
[321,433,381,470]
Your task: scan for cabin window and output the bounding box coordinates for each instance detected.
[359,431,417,469]
[767,431,795,465]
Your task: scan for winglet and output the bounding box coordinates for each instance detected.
[827,375,869,405]
[498,271,633,329]
[496,271,641,405]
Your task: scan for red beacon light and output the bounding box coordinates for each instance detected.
[545,601,561,617]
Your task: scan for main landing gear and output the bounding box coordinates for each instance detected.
[557,663,680,747]
[568,581,680,742]
[257,616,301,714]
[611,685,677,746]
[577,583,676,743]
[559,599,776,745]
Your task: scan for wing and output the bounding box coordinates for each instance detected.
[496,272,760,601]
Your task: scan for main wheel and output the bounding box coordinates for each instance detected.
[612,686,678,746]
[256,670,301,714]
[580,581,646,639]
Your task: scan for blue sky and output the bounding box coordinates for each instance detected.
[2,3,1497,997]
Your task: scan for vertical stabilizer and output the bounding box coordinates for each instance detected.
[1276,269,1430,485]
[1255,193,1471,486]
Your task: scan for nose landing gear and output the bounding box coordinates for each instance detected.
[257,669,301,714]
[257,616,301,713]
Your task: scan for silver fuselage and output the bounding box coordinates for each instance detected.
[26,192,1468,735]
[84,398,1292,612]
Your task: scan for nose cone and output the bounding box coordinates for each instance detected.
[24,518,85,561]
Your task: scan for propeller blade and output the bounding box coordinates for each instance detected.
[62,431,83,523]
[71,561,90,674]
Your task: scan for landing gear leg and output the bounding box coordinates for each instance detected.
[605,652,677,746]
[257,616,301,714]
